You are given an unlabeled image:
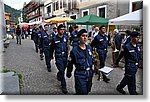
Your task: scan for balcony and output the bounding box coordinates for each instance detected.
[27,12,42,20]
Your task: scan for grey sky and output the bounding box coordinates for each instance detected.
[4,0,31,10]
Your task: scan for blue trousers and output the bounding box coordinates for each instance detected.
[43,48,51,69]
[55,57,67,87]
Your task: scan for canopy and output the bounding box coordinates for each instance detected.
[109,9,143,25]
[67,14,109,25]
[45,17,73,24]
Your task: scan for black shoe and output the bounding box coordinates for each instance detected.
[103,78,110,83]
[40,57,43,60]
[116,85,126,95]
[61,87,68,94]
[47,68,51,72]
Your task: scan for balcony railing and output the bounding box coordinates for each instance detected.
[27,12,42,20]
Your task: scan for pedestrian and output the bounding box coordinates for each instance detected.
[67,29,93,95]
[70,26,79,47]
[91,25,110,83]
[15,25,22,45]
[32,24,39,53]
[51,24,69,94]
[41,24,52,72]
[116,31,141,95]
[114,30,131,67]
[22,27,26,39]
[37,26,44,60]
[10,25,15,39]
[111,29,122,66]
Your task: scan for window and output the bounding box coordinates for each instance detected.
[60,0,62,9]
[70,15,76,19]
[82,9,89,17]
[132,1,143,12]
[68,0,72,10]
[47,5,51,13]
[63,0,67,8]
[97,5,107,18]
[53,2,56,11]
[56,1,59,10]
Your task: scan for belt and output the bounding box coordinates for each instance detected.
[128,62,138,66]
[76,67,91,71]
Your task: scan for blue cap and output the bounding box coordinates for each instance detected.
[130,31,140,37]
[77,29,87,37]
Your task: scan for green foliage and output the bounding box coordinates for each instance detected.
[4,4,21,24]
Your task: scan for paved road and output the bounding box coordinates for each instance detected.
[3,38,143,95]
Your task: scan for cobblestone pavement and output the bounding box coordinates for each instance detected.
[3,38,143,95]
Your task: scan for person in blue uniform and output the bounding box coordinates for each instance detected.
[70,26,79,47]
[91,25,110,83]
[67,29,93,95]
[51,27,57,38]
[51,24,68,94]
[37,26,44,60]
[41,24,52,72]
[116,31,141,95]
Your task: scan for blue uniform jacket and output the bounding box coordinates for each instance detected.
[67,45,93,77]
[70,31,78,46]
[40,30,51,49]
[122,42,141,75]
[51,34,68,59]
[91,33,108,54]
[37,31,43,49]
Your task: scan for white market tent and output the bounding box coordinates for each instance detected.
[109,9,143,25]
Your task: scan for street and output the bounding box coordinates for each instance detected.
[3,38,143,95]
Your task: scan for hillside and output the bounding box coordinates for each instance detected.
[4,4,21,24]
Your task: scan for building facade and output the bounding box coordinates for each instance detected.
[23,0,142,23]
[23,0,44,23]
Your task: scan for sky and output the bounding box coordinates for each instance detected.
[4,0,31,10]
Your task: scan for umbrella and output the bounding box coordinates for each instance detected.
[19,22,29,28]
[45,17,73,24]
[67,14,109,25]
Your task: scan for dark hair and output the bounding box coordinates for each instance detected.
[125,30,131,35]
[99,25,105,30]
[39,25,43,29]
[57,24,64,30]
[44,24,48,27]
[53,27,57,30]
[74,26,78,29]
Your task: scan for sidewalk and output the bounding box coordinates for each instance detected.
[0,72,20,95]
